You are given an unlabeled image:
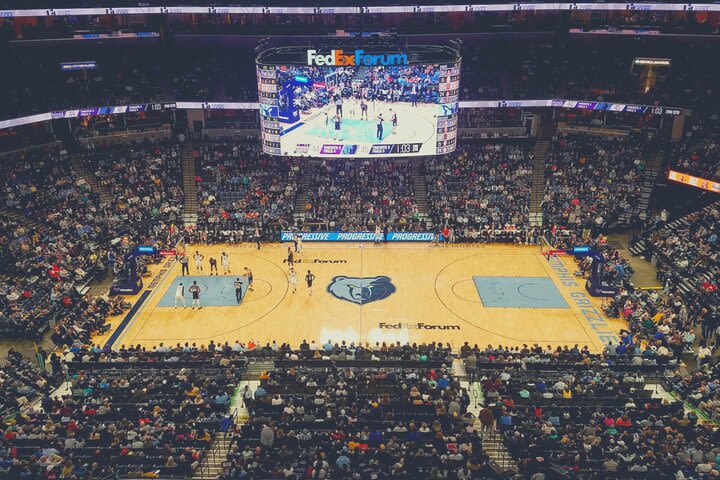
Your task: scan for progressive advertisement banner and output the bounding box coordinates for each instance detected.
[279,231,440,242]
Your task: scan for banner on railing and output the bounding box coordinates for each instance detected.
[0,98,686,131]
[2,4,719,18]
[668,169,720,194]
[279,231,440,242]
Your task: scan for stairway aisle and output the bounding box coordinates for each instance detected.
[70,153,112,203]
[410,158,430,226]
[191,432,233,479]
[458,359,518,475]
[292,160,315,224]
[182,142,198,227]
[191,381,256,479]
[529,139,551,226]
[619,148,664,227]
[0,206,43,229]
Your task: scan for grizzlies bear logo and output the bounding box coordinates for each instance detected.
[327,276,396,305]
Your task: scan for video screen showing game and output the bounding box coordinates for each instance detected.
[259,61,458,158]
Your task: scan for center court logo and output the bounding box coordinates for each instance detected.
[307,49,408,67]
[327,276,396,304]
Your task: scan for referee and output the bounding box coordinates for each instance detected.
[233,277,244,304]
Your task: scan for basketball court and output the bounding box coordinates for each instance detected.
[94,243,626,353]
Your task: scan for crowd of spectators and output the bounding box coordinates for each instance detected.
[0,334,717,480]
[670,125,720,179]
[82,142,184,229]
[547,228,710,373]
[222,341,499,480]
[0,348,53,416]
[300,158,423,232]
[195,141,300,240]
[637,202,719,308]
[0,140,183,342]
[0,347,244,479]
[544,132,646,232]
[458,343,720,479]
[0,147,108,338]
[425,141,539,244]
[619,201,720,438]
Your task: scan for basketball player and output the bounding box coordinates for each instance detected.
[174,282,186,308]
[244,267,254,292]
[254,226,261,250]
[324,112,330,137]
[221,252,230,275]
[209,257,218,276]
[289,268,298,294]
[374,225,383,245]
[335,96,343,117]
[391,109,398,134]
[287,247,295,267]
[376,114,384,141]
[189,281,201,309]
[179,254,189,276]
[233,277,244,304]
[305,270,316,296]
[292,233,300,253]
[332,114,342,141]
[360,99,368,120]
[193,251,204,274]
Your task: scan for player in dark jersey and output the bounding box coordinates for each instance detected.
[189,281,201,309]
[244,267,254,292]
[305,270,316,296]
[360,100,368,120]
[209,257,218,276]
[332,114,342,140]
[233,277,243,304]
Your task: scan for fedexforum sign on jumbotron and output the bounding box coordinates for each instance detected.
[307,49,408,66]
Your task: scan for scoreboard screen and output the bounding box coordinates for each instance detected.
[257,47,459,158]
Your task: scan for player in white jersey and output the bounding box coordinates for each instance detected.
[221,252,230,275]
[174,283,186,308]
[193,251,204,273]
[289,268,298,294]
